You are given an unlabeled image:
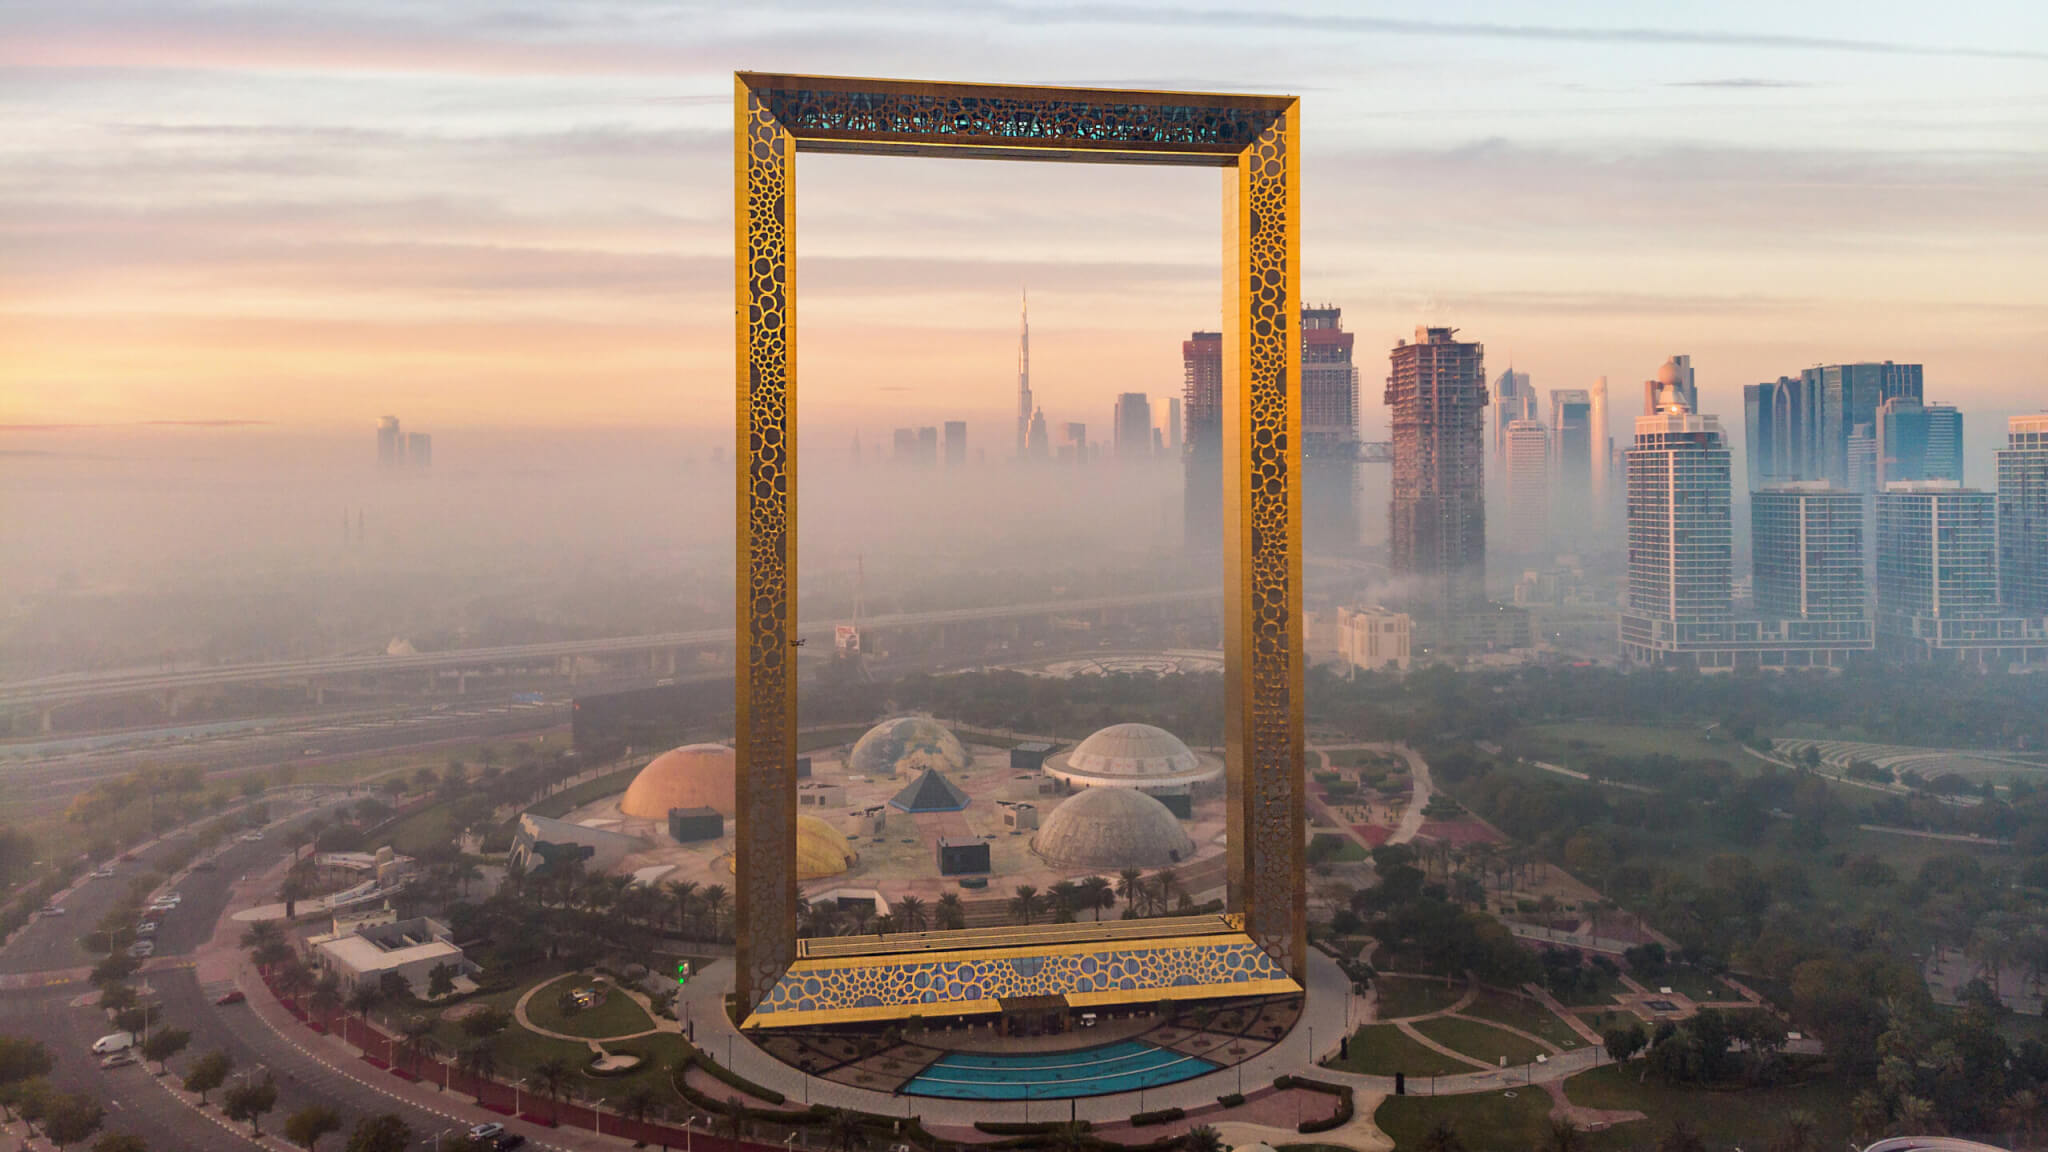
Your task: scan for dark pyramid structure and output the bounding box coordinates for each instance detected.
[888,767,971,813]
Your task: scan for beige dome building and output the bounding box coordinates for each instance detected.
[726,815,854,881]
[1043,723,1222,794]
[1032,788,1194,871]
[621,744,736,821]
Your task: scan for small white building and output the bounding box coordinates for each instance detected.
[310,915,474,999]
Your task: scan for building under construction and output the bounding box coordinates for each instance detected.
[1387,327,1489,615]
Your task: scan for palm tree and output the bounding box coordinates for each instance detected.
[828,1108,866,1152]
[699,885,730,939]
[399,1016,435,1076]
[894,895,927,933]
[460,1043,496,1088]
[1181,1125,1224,1152]
[1010,885,1041,926]
[872,914,898,936]
[1117,869,1144,915]
[347,984,382,1031]
[1046,881,1079,924]
[936,893,965,930]
[1078,876,1112,922]
[532,1056,574,1122]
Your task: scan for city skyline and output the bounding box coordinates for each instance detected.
[4,3,2044,436]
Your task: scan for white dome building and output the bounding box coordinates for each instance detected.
[847,716,969,778]
[1043,723,1222,794]
[1032,788,1195,871]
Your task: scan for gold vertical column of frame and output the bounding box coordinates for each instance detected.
[734,78,800,1015]
[1220,106,1305,981]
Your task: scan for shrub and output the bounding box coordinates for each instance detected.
[1129,1108,1184,1127]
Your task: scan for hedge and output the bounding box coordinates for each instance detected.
[1129,1107,1185,1128]
[1215,1093,1245,1108]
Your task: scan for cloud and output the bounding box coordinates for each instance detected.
[1665,78,1814,89]
[141,419,271,426]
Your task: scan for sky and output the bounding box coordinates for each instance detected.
[2,0,2044,447]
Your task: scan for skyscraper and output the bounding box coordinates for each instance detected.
[1999,415,2048,617]
[406,432,431,469]
[1877,397,1964,486]
[1549,388,1593,526]
[1818,362,1923,490]
[1182,330,1225,552]
[1059,421,1087,464]
[1113,392,1154,460]
[1167,397,1182,456]
[1027,407,1050,460]
[916,426,939,467]
[1623,400,1732,636]
[1752,483,1866,621]
[943,421,967,468]
[1016,291,1032,459]
[1387,327,1488,613]
[1503,419,1550,556]
[1589,377,1611,514]
[1492,368,1536,465]
[1877,482,1999,630]
[377,416,403,467]
[1743,373,1826,491]
[1302,307,1361,553]
[892,427,917,463]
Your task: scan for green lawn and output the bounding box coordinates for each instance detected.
[1375,976,1465,1019]
[1655,965,1733,1003]
[522,974,658,1039]
[1566,1062,1857,1151]
[1326,748,1402,770]
[1457,991,1582,1050]
[1518,721,1734,770]
[1309,833,1368,863]
[1324,1024,1476,1077]
[1374,1088,1553,1151]
[1412,1016,1549,1068]
[1548,968,1627,1007]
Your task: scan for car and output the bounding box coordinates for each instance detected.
[92,867,116,878]
[91,1033,135,1055]
[99,1050,138,1069]
[467,1124,505,1143]
[214,990,246,1006]
[192,861,217,872]
[135,922,157,936]
[39,904,64,916]
[490,1135,524,1152]
[127,940,155,959]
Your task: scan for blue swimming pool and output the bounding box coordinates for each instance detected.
[902,1040,1218,1100]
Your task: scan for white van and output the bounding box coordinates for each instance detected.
[90,1032,135,1055]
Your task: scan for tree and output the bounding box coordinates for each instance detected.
[894,895,927,933]
[1543,1118,1581,1152]
[0,1034,53,1090]
[1181,1125,1224,1152]
[1769,1111,1818,1152]
[399,1015,436,1074]
[223,1077,278,1135]
[427,963,458,1000]
[1009,885,1041,926]
[1418,1120,1467,1152]
[182,1050,232,1104]
[532,1055,573,1121]
[345,1113,413,1152]
[699,885,730,938]
[1655,1122,1706,1152]
[936,892,965,930]
[91,1131,147,1152]
[141,1028,189,1073]
[1602,1023,1647,1064]
[43,1092,105,1149]
[347,983,382,1026]
[285,1105,343,1152]
[827,1108,866,1152]
[1117,868,1145,915]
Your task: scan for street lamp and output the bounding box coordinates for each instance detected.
[685,1113,700,1152]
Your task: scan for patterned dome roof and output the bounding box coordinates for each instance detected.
[621,743,736,820]
[848,716,968,778]
[1032,787,1194,871]
[728,814,853,880]
[1046,723,1220,790]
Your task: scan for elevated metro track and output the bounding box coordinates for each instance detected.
[2,588,1219,709]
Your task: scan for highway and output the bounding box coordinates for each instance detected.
[2,588,1219,710]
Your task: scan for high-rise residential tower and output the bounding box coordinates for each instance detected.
[1877,397,1964,486]
[1387,327,1488,613]
[1549,388,1593,527]
[1752,483,1866,621]
[1167,397,1182,456]
[1113,392,1154,460]
[1492,368,1536,465]
[943,421,967,468]
[1999,415,2048,618]
[1876,482,1998,644]
[1622,399,1732,646]
[406,432,431,468]
[1182,330,1225,552]
[1302,306,1361,553]
[1589,376,1611,513]
[1503,419,1550,556]
[1642,356,1696,416]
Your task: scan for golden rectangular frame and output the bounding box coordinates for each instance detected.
[734,71,1304,1015]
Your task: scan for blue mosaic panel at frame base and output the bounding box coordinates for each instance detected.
[752,938,1289,1020]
